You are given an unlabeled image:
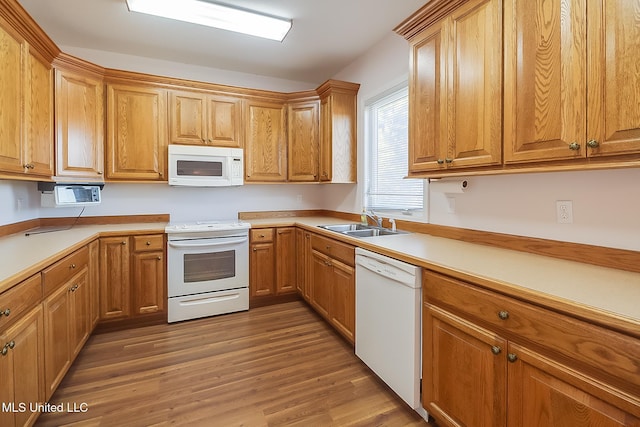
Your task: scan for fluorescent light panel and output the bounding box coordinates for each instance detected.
[125,0,292,41]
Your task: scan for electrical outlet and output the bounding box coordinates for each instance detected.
[446,196,456,214]
[296,194,303,204]
[556,200,573,224]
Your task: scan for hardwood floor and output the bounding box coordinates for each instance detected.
[36,301,430,426]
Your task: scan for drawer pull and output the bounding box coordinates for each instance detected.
[146,241,151,246]
[69,284,79,292]
[498,310,509,320]
[157,256,162,260]
[569,142,581,151]
[507,353,518,363]
[1,345,7,356]
[491,346,501,355]
[259,234,265,238]
[7,340,14,350]
[253,248,257,252]
[587,139,599,148]
[1,308,10,317]
[122,241,127,245]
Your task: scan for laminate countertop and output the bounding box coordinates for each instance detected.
[0,222,166,294]
[1,217,638,332]
[247,216,640,330]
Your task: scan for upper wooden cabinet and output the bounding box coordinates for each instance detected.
[244,99,287,182]
[106,83,168,181]
[504,0,640,163]
[288,100,320,182]
[0,20,53,179]
[54,62,104,180]
[169,90,243,148]
[406,0,502,173]
[317,81,359,183]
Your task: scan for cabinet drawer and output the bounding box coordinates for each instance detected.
[250,228,274,243]
[424,271,640,391]
[42,246,89,296]
[133,234,164,252]
[0,274,42,331]
[311,234,355,266]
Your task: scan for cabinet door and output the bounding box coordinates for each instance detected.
[507,342,640,426]
[319,91,357,183]
[295,229,311,301]
[89,239,100,328]
[169,91,207,145]
[0,305,44,427]
[408,21,447,172]
[446,0,502,168]
[587,0,640,157]
[43,283,71,399]
[249,242,275,297]
[309,249,332,319]
[424,304,507,427]
[99,237,131,320]
[330,258,354,343]
[276,227,297,294]
[207,95,243,147]
[55,69,104,179]
[245,100,287,182]
[69,269,90,358]
[132,251,165,315]
[106,84,167,180]
[288,100,319,181]
[503,0,587,163]
[24,46,54,177]
[0,22,24,174]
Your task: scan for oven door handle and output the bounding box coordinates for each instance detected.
[168,237,248,248]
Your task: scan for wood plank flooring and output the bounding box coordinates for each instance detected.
[36,301,431,426]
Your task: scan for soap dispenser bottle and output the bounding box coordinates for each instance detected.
[361,208,367,225]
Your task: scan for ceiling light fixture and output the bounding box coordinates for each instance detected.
[125,0,292,42]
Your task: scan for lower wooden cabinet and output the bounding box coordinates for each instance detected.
[0,304,44,427]
[249,227,296,304]
[308,233,355,344]
[422,270,640,427]
[295,228,311,301]
[99,234,166,323]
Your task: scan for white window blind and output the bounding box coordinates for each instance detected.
[365,86,424,216]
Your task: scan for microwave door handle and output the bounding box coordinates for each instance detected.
[168,237,248,248]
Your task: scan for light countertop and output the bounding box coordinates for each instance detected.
[1,217,638,331]
[0,223,166,293]
[248,216,640,326]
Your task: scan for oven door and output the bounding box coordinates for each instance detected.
[167,235,248,297]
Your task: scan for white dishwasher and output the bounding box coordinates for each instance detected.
[355,248,428,420]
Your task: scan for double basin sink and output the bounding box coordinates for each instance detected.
[318,223,408,238]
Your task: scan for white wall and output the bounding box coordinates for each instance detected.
[326,33,640,251]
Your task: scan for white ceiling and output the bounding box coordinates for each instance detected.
[18,0,426,85]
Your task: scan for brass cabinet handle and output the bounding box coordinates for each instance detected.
[252,248,257,252]
[8,340,14,349]
[436,159,444,165]
[498,310,509,320]
[569,142,581,151]
[259,234,265,238]
[146,241,151,245]
[122,241,127,245]
[507,353,518,363]
[157,256,162,260]
[1,345,7,356]
[97,171,103,175]
[70,264,76,269]
[1,308,10,317]
[69,284,78,292]
[445,158,453,163]
[491,346,501,355]
[587,139,599,148]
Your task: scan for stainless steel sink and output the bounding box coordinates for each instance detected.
[318,223,407,238]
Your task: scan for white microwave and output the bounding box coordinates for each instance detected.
[168,145,244,187]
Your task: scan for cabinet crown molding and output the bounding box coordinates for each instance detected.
[394,0,469,40]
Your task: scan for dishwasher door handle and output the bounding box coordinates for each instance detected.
[356,257,418,287]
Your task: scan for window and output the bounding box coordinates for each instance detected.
[364,85,425,220]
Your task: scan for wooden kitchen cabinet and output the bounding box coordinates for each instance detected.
[244,100,287,182]
[504,0,640,163]
[422,270,640,427]
[309,233,355,343]
[169,90,243,147]
[295,228,311,301]
[88,239,100,328]
[0,20,54,179]
[54,63,105,180]
[99,236,131,320]
[42,246,90,400]
[249,227,296,304]
[0,304,44,427]
[100,234,166,323]
[317,81,359,183]
[288,100,320,182]
[131,235,165,316]
[406,0,502,173]
[106,83,168,181]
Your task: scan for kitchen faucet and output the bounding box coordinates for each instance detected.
[365,210,382,227]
